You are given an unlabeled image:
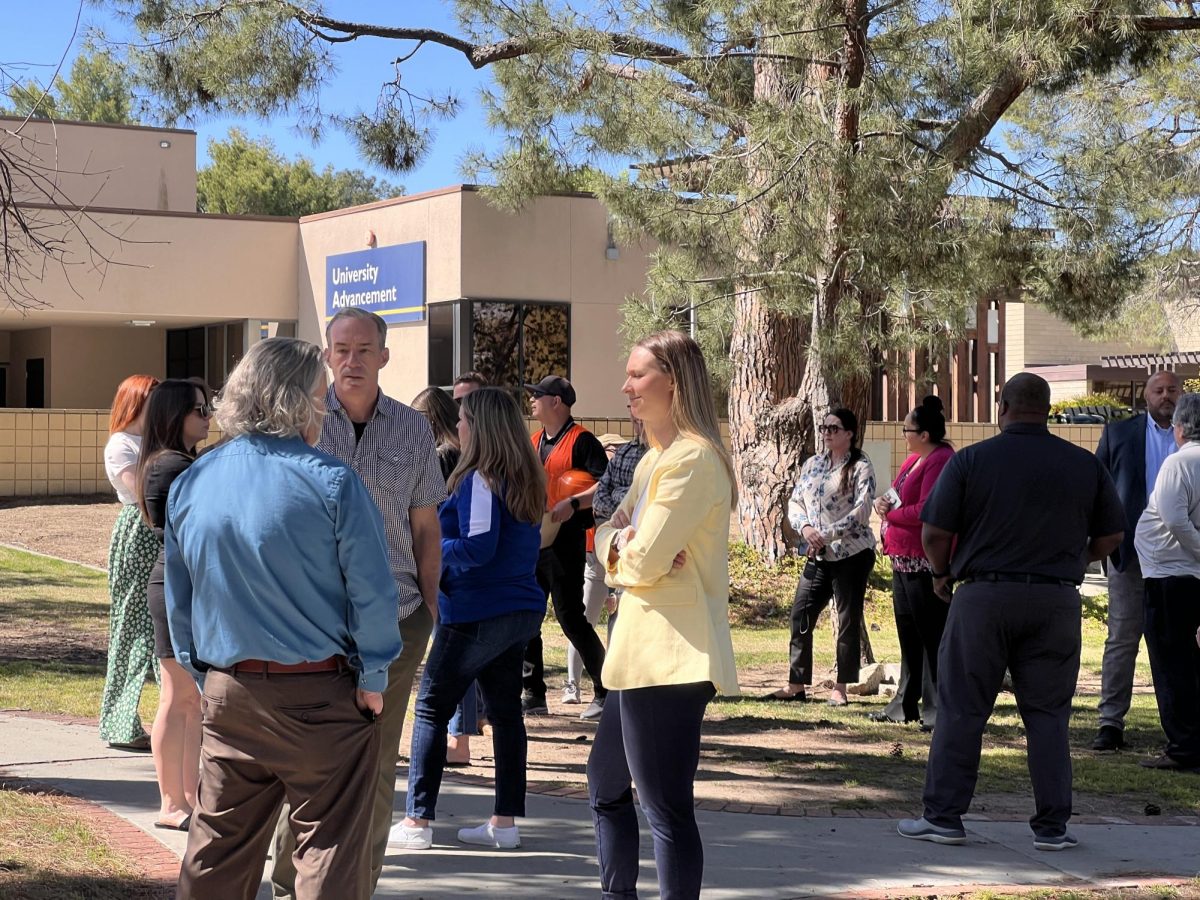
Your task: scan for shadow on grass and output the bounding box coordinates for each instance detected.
[0,870,173,900]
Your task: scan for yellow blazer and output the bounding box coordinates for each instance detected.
[595,435,740,694]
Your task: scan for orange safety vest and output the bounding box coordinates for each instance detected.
[533,423,595,552]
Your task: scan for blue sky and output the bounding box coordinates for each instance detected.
[1,1,503,194]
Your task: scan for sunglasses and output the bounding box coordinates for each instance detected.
[902,427,923,434]
[818,424,844,435]
[194,403,214,418]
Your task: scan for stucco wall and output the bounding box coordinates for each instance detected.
[0,209,298,327]
[1,117,197,212]
[1012,302,1155,366]
[49,326,167,408]
[459,191,655,417]
[297,188,464,404]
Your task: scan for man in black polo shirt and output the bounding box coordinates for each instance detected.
[898,373,1125,852]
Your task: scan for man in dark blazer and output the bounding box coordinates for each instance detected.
[1092,370,1182,751]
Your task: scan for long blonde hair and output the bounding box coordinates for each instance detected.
[635,330,737,503]
[448,387,547,524]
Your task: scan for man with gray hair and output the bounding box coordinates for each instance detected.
[165,337,402,899]
[898,373,1125,852]
[271,307,446,895]
[1091,370,1182,752]
[1134,390,1200,772]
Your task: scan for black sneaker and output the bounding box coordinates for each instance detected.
[1091,725,1124,752]
[1033,832,1078,851]
[521,694,548,716]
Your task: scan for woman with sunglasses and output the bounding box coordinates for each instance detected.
[768,408,876,705]
[871,396,954,727]
[136,379,213,830]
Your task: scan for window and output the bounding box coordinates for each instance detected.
[427,299,570,393]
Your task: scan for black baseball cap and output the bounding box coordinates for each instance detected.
[524,375,576,406]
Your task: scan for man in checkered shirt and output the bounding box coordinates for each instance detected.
[271,307,445,897]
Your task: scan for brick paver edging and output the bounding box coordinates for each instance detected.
[0,776,180,893]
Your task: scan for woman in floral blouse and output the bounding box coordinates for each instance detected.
[768,408,876,705]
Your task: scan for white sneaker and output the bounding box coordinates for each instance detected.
[387,821,433,849]
[580,696,606,721]
[457,821,521,849]
[561,680,581,704]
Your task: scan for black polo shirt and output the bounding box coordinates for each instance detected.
[921,422,1125,584]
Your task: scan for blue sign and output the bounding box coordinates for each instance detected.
[325,242,426,324]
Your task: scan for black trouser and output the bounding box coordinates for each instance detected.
[523,536,607,700]
[587,682,715,900]
[922,582,1080,839]
[1143,576,1200,767]
[892,570,949,722]
[789,548,875,685]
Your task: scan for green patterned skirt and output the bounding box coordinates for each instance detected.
[98,503,161,744]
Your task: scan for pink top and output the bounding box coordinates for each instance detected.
[881,444,955,560]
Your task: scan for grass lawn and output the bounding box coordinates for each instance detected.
[0,547,158,722]
[0,783,169,899]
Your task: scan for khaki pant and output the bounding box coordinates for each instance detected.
[271,605,433,898]
[178,668,380,900]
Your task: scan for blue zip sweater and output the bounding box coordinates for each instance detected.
[439,469,545,624]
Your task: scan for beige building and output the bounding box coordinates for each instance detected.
[0,116,648,418]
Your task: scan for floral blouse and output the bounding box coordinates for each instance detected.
[787,451,876,561]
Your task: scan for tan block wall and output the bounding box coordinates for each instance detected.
[0,412,1100,501]
[0,409,110,497]
[49,326,167,408]
[865,421,1102,491]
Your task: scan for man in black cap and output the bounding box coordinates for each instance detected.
[523,375,611,720]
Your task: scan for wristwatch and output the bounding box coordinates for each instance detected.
[931,570,951,579]
[569,497,581,512]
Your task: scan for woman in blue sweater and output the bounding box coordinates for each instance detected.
[391,387,548,851]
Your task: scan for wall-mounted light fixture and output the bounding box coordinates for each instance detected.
[159,140,172,149]
[605,219,620,261]
[365,229,377,248]
[129,320,156,327]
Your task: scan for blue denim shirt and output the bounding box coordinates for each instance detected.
[165,433,402,692]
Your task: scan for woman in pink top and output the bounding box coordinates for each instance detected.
[873,396,954,726]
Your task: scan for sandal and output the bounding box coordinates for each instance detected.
[154,814,192,832]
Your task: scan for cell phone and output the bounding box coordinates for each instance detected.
[883,488,900,507]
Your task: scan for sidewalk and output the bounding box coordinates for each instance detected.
[2,712,1197,898]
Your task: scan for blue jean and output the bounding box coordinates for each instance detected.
[448,682,479,737]
[407,610,543,820]
[587,682,715,900]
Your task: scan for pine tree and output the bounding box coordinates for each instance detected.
[110,1,1200,558]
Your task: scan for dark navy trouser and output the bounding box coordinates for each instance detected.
[587,681,715,900]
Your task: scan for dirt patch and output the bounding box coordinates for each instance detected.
[0,496,120,570]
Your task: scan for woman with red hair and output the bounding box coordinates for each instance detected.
[99,374,161,750]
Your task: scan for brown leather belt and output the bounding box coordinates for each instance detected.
[228,655,345,676]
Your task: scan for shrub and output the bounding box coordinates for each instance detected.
[1049,393,1129,417]
[1185,378,1200,394]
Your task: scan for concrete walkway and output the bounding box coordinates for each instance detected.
[2,712,1197,898]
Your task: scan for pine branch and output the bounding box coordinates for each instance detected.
[1133,16,1200,31]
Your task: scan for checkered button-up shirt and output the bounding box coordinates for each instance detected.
[318,387,447,620]
[593,440,649,525]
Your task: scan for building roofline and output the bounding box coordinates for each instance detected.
[298,183,604,223]
[12,200,297,224]
[0,115,197,136]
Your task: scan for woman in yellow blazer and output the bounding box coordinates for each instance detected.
[590,329,739,900]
